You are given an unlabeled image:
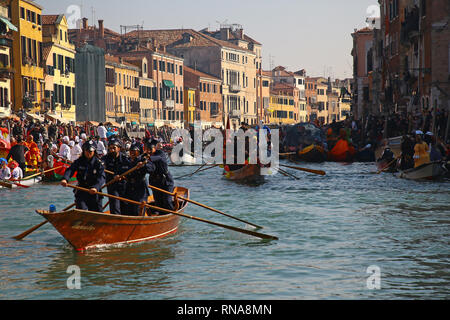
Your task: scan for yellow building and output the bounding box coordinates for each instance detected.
[10,0,44,113]
[0,4,17,117]
[268,84,299,125]
[42,14,76,122]
[105,54,140,126]
[183,87,196,127]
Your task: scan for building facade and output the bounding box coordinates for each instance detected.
[0,3,16,118]
[10,0,44,113]
[42,14,76,122]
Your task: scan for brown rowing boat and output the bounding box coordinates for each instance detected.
[36,187,189,251]
[224,164,264,184]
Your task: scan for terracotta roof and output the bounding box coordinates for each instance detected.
[104,54,140,70]
[41,14,60,25]
[42,44,52,63]
[202,29,262,46]
[184,66,221,81]
[123,29,254,54]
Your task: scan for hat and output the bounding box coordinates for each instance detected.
[426,131,433,136]
[144,138,159,148]
[80,133,87,140]
[8,161,18,169]
[68,141,75,147]
[415,130,423,135]
[63,136,70,143]
[74,136,80,143]
[109,138,121,147]
[0,158,7,164]
[129,143,142,153]
[82,140,96,152]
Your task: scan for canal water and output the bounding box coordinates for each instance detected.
[0,161,449,300]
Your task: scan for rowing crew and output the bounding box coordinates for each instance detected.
[60,137,174,216]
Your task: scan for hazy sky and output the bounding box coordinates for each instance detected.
[38,0,380,79]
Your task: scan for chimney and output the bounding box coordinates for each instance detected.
[220,27,229,40]
[152,37,158,51]
[238,28,244,39]
[98,19,104,38]
[159,44,166,52]
[82,17,88,30]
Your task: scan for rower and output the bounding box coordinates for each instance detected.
[144,138,175,214]
[61,140,105,212]
[102,138,130,215]
[123,143,150,216]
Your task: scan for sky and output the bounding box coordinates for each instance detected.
[37,0,380,80]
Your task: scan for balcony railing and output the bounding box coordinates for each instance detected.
[229,84,241,93]
[230,109,241,118]
[163,99,175,110]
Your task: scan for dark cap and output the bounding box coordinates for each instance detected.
[144,138,159,148]
[130,143,142,153]
[82,140,97,152]
[109,138,121,147]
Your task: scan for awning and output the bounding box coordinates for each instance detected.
[163,80,175,88]
[0,17,18,32]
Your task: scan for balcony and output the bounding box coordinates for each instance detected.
[230,109,241,118]
[229,84,241,93]
[163,99,175,110]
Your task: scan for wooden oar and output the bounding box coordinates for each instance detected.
[68,185,278,240]
[280,164,326,176]
[13,161,144,240]
[0,180,13,189]
[376,157,398,174]
[22,166,64,181]
[278,168,300,180]
[13,202,76,240]
[148,184,264,229]
[279,152,296,156]
[51,153,115,175]
[174,164,219,179]
[9,180,30,188]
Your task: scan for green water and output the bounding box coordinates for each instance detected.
[0,161,449,299]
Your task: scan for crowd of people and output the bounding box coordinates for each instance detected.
[0,115,178,215]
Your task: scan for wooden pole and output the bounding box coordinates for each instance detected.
[279,164,326,176]
[148,184,264,229]
[69,184,278,240]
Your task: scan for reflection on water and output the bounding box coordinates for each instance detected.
[0,161,449,299]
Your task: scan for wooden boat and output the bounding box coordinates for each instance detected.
[296,144,327,163]
[395,161,448,180]
[0,176,42,189]
[223,164,264,184]
[328,139,356,162]
[36,187,189,251]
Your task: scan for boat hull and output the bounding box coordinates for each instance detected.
[395,162,447,180]
[0,176,41,189]
[296,145,327,163]
[224,164,264,183]
[37,187,189,251]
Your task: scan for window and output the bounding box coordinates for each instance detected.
[179,66,183,75]
[153,59,157,71]
[20,7,25,19]
[37,15,41,25]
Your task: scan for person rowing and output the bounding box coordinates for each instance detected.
[60,140,105,212]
